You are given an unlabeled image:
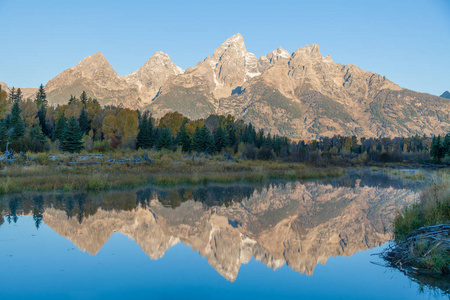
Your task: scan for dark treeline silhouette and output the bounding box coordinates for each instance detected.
[0,86,449,164]
[0,183,275,228]
[290,134,449,165]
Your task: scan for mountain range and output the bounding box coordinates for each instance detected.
[2,33,449,138]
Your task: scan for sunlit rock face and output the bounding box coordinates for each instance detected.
[123,51,184,106]
[32,179,418,282]
[45,52,141,107]
[31,33,449,138]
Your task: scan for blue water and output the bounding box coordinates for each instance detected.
[0,216,444,300]
[0,172,447,299]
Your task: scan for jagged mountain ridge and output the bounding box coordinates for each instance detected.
[33,34,450,138]
[45,52,141,107]
[41,182,417,281]
[123,51,184,106]
[441,91,450,99]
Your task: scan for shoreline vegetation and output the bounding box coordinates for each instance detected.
[0,151,347,194]
[0,87,448,195]
[384,182,450,278]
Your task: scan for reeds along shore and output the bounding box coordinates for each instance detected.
[0,151,345,194]
[385,183,450,275]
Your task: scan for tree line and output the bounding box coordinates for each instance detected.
[0,85,449,164]
[0,86,289,158]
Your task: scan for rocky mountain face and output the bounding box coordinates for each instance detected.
[219,43,449,138]
[45,52,140,107]
[123,51,184,106]
[148,33,261,119]
[441,91,450,99]
[10,34,448,138]
[41,181,416,281]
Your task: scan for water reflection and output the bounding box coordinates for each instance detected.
[0,169,423,282]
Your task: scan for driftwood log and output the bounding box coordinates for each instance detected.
[382,224,450,276]
[0,143,15,162]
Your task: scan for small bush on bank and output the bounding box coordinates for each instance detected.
[386,183,450,275]
[394,183,450,242]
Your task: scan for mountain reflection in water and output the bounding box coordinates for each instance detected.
[0,170,421,281]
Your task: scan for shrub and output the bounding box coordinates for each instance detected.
[9,137,46,153]
[93,140,110,153]
[393,183,450,242]
[86,177,107,191]
[257,146,275,160]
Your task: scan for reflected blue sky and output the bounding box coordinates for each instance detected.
[0,216,445,300]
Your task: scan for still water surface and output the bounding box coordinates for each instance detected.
[0,170,448,299]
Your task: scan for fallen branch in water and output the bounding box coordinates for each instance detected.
[382,224,450,276]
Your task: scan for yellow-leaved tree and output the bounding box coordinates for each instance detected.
[102,115,118,141]
[117,109,139,148]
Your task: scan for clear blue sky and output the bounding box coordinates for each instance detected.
[0,0,449,96]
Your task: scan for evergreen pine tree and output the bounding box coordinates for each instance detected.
[227,124,236,147]
[37,105,49,137]
[29,125,46,144]
[53,116,67,142]
[242,123,256,144]
[29,125,47,152]
[431,135,444,163]
[136,113,155,149]
[4,114,11,129]
[444,133,450,157]
[177,124,191,153]
[437,135,446,160]
[68,95,76,105]
[61,116,83,153]
[35,84,47,106]
[205,127,215,153]
[80,91,87,106]
[264,133,273,148]
[272,135,282,156]
[78,107,90,135]
[214,127,227,152]
[249,123,256,143]
[8,87,16,102]
[192,126,214,153]
[16,88,23,102]
[0,122,7,149]
[10,101,25,140]
[136,114,148,149]
[153,128,159,147]
[156,128,173,150]
[192,126,203,152]
[256,129,265,148]
[34,84,49,136]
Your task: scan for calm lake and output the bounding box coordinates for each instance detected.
[0,169,448,299]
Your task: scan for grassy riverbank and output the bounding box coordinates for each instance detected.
[0,151,346,194]
[386,182,450,275]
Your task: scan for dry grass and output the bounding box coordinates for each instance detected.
[387,182,450,275]
[0,153,345,194]
[393,182,450,242]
